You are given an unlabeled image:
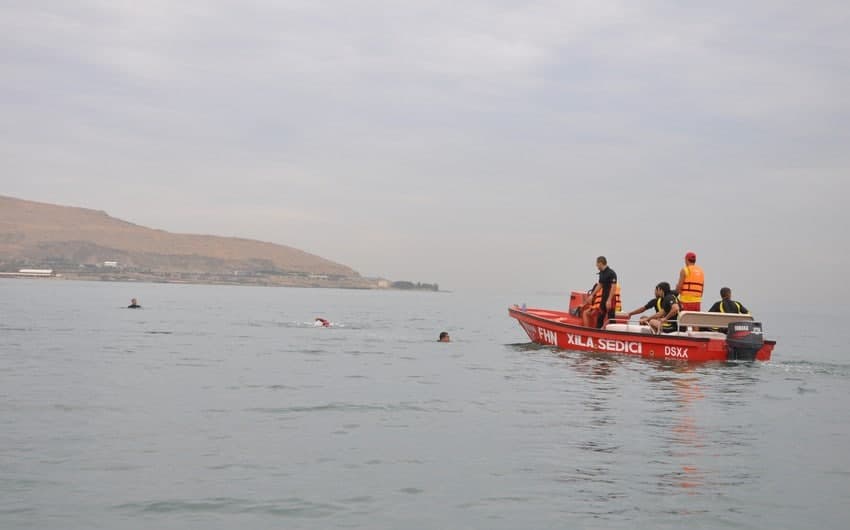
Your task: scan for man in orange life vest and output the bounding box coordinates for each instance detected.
[676,251,704,312]
[582,256,618,329]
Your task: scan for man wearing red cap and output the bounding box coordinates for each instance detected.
[677,252,704,312]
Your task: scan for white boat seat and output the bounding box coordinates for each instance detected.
[664,330,728,339]
[678,311,753,329]
[684,330,727,339]
[605,323,653,334]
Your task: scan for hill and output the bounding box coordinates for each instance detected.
[0,195,374,288]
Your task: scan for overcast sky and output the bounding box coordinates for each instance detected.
[2,1,848,307]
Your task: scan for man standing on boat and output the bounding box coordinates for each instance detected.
[584,256,618,329]
[676,251,704,312]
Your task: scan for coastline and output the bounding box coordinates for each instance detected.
[0,272,443,291]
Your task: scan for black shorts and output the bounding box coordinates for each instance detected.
[596,305,615,328]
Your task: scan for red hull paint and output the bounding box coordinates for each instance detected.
[508,306,774,362]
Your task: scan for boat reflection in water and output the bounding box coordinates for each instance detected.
[666,367,706,492]
[514,340,766,515]
[578,357,708,494]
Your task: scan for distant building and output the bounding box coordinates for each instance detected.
[0,269,54,277]
[19,269,53,275]
[103,261,118,268]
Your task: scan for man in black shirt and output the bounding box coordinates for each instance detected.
[625,282,680,333]
[708,287,749,315]
[584,256,618,329]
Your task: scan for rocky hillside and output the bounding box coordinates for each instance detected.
[0,195,369,286]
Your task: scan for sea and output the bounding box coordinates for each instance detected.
[1,279,848,530]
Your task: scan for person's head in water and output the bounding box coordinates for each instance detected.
[128,298,141,308]
[438,331,450,342]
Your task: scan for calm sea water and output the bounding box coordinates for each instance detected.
[1,279,849,529]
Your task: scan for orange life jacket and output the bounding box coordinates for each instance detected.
[593,283,622,312]
[679,265,704,302]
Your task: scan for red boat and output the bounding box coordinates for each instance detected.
[508,291,775,362]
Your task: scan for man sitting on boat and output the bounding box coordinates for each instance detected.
[582,256,618,329]
[625,282,680,333]
[708,287,749,315]
[705,287,749,332]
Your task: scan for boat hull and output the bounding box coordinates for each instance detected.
[508,306,774,362]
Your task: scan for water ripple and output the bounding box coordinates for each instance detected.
[116,497,341,517]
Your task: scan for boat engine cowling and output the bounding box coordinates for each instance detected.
[726,321,764,361]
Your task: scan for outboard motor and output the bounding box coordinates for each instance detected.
[726,321,764,361]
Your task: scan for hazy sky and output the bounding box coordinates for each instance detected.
[2,1,848,307]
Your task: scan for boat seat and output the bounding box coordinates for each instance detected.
[665,330,728,339]
[684,330,727,339]
[605,323,653,334]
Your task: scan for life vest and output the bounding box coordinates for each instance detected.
[593,283,622,312]
[655,294,679,329]
[710,299,746,331]
[719,300,744,314]
[679,265,704,302]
